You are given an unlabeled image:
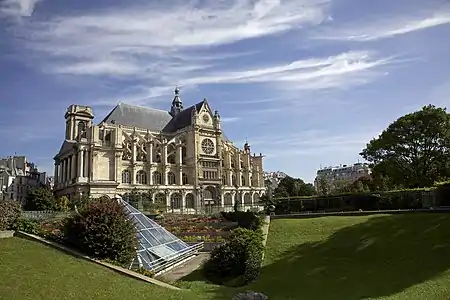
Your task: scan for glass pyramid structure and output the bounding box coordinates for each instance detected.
[118,198,202,273]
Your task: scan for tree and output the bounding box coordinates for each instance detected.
[360,105,450,188]
[24,187,56,211]
[317,176,330,196]
[273,176,316,198]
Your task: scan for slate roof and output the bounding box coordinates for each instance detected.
[162,101,204,133]
[99,101,231,141]
[100,103,172,132]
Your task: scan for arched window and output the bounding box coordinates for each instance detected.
[182,173,188,185]
[167,172,176,185]
[232,175,236,186]
[222,175,226,185]
[136,170,147,184]
[77,121,86,139]
[182,146,187,163]
[122,170,131,184]
[152,171,162,185]
[241,175,246,186]
[185,193,195,208]
[244,193,252,204]
[170,193,182,209]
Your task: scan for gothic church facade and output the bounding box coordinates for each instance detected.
[53,88,265,213]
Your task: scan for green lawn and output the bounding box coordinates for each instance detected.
[0,237,203,300]
[2,213,450,300]
[181,213,450,299]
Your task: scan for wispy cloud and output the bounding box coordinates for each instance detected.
[261,128,381,158]
[0,0,41,18]
[4,0,394,105]
[314,10,450,42]
[221,117,241,123]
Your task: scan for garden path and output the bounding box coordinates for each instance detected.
[158,253,210,283]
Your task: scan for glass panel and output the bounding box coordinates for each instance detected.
[119,198,200,271]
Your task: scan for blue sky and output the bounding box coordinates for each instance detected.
[1,0,450,183]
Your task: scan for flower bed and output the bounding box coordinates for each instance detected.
[155,215,238,235]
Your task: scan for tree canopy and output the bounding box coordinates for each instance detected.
[273,176,316,198]
[360,105,450,188]
[24,187,56,211]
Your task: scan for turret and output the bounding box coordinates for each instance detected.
[169,86,183,117]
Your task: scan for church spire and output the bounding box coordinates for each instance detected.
[169,86,183,117]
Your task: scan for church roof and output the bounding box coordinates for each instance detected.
[162,101,204,133]
[100,103,172,131]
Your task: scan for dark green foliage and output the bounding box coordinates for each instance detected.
[11,218,40,234]
[361,105,450,189]
[0,200,21,230]
[274,176,316,198]
[204,228,264,286]
[24,187,56,211]
[221,211,262,231]
[274,188,436,214]
[63,197,138,264]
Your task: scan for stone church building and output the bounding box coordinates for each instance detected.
[53,88,265,213]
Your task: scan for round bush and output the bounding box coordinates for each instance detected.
[204,227,264,286]
[64,197,138,264]
[0,200,21,231]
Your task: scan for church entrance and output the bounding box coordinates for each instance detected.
[203,185,219,214]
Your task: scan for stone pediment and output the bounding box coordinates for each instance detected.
[55,140,76,159]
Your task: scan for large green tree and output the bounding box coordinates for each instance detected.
[24,187,56,211]
[360,105,450,188]
[273,176,316,197]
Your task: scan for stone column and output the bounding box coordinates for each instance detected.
[54,163,59,184]
[78,149,84,178]
[115,152,121,182]
[176,143,183,185]
[181,193,186,213]
[71,154,77,180]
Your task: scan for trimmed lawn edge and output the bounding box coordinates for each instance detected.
[0,230,14,239]
[15,231,182,291]
[261,216,270,261]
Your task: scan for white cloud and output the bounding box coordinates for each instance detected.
[0,0,41,17]
[315,10,450,42]
[6,0,397,106]
[220,117,241,123]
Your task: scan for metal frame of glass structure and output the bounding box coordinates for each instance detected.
[118,198,203,273]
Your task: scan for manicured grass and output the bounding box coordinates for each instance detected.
[0,237,204,300]
[181,213,450,299]
[3,213,450,300]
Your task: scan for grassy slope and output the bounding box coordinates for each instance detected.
[3,214,450,300]
[0,238,201,300]
[181,213,450,300]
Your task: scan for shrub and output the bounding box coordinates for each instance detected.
[221,211,262,231]
[63,197,138,264]
[23,187,56,211]
[0,200,21,230]
[204,228,264,286]
[11,218,40,234]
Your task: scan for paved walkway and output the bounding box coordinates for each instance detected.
[158,253,210,283]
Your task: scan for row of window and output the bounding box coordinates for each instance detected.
[121,170,188,185]
[202,161,218,168]
[203,171,218,180]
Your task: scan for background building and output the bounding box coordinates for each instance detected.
[314,163,371,192]
[0,156,46,203]
[53,88,266,213]
[263,171,288,190]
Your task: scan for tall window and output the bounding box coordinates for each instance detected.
[185,193,195,208]
[136,170,147,184]
[77,121,86,138]
[122,170,131,184]
[182,173,188,185]
[152,171,162,185]
[241,175,246,186]
[168,172,176,185]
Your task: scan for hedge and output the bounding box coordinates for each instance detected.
[274,184,450,214]
[203,227,264,286]
[221,211,263,231]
